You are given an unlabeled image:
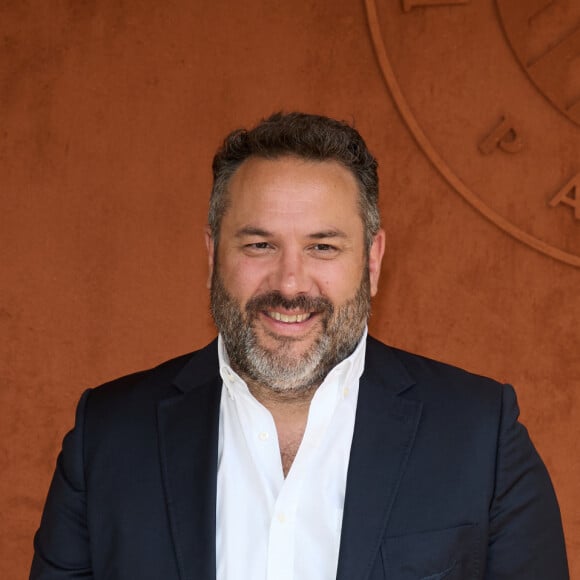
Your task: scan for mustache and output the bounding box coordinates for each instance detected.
[245,291,334,316]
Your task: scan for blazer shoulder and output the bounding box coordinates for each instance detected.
[366,335,504,404]
[85,339,219,414]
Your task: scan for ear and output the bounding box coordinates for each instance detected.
[368,229,386,297]
[205,227,215,289]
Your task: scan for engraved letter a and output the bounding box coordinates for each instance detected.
[549,174,580,219]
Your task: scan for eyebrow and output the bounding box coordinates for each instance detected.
[307,229,348,240]
[235,226,273,238]
[234,226,348,239]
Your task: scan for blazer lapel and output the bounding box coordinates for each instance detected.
[157,341,222,580]
[336,338,422,580]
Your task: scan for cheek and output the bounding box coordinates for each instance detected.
[219,257,268,297]
[316,266,362,301]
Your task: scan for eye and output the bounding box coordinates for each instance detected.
[242,241,274,254]
[310,243,340,257]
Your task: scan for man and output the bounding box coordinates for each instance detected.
[31,112,568,579]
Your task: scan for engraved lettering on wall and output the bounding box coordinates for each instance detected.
[479,116,524,155]
[496,0,580,125]
[549,174,580,219]
[402,0,468,13]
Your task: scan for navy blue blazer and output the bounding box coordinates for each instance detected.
[31,337,569,579]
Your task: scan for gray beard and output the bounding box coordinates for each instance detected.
[210,267,371,393]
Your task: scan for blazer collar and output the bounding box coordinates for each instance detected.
[157,340,221,580]
[336,337,422,580]
[171,338,220,393]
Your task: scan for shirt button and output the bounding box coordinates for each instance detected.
[277,512,286,524]
[258,432,269,441]
[343,387,350,397]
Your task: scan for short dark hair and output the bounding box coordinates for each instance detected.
[209,112,380,249]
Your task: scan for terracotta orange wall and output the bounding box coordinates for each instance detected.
[1,1,578,577]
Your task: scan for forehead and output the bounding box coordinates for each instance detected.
[223,156,362,228]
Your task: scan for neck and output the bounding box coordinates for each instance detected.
[239,371,321,409]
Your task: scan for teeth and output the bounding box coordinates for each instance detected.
[268,311,311,323]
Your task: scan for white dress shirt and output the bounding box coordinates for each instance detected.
[216,329,367,580]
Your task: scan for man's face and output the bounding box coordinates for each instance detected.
[207,156,385,393]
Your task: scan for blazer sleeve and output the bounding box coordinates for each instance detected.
[30,388,93,579]
[485,384,569,579]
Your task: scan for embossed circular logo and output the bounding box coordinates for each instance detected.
[366,0,580,267]
[496,0,580,126]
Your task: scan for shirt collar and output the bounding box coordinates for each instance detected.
[217,327,368,402]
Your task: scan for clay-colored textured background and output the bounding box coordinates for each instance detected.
[1,0,578,577]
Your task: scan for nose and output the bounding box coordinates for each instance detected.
[269,248,312,297]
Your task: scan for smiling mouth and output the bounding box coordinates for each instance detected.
[266,311,312,323]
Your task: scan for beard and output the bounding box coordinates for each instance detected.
[210,266,371,394]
